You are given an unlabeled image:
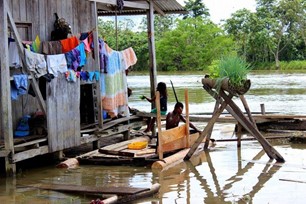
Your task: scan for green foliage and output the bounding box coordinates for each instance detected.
[211,56,252,87]
[156,17,235,71]
[254,60,306,70]
[183,0,210,19]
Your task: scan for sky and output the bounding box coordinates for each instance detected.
[177,0,257,24]
[103,0,257,28]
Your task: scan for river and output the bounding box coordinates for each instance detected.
[1,71,306,204]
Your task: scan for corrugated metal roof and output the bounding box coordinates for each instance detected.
[95,0,187,16]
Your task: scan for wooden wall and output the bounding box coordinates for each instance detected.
[5,0,97,151]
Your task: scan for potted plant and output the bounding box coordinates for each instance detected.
[203,56,252,96]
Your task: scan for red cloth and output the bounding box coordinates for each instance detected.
[60,36,79,53]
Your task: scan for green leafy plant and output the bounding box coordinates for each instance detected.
[211,56,252,87]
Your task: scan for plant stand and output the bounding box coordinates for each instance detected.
[184,77,285,163]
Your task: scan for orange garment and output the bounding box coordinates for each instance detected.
[121,47,137,69]
[60,36,79,53]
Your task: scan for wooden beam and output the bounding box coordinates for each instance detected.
[184,96,231,160]
[147,2,157,109]
[156,91,163,160]
[0,150,10,157]
[218,90,285,162]
[152,1,165,16]
[91,2,103,128]
[0,0,15,176]
[6,2,46,115]
[185,89,190,147]
[12,146,49,163]
[89,0,149,10]
[22,183,150,195]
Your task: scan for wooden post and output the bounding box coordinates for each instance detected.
[91,1,103,128]
[0,0,15,175]
[147,2,157,109]
[184,96,231,160]
[218,90,285,162]
[204,99,220,149]
[155,91,163,160]
[185,89,190,147]
[240,95,257,129]
[260,104,266,115]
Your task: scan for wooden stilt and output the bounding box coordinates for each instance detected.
[240,95,257,129]
[185,89,190,147]
[204,100,220,149]
[184,93,232,160]
[0,0,15,176]
[155,91,163,160]
[218,90,285,162]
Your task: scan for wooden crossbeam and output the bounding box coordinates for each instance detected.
[184,93,232,160]
[6,3,46,115]
[217,89,285,162]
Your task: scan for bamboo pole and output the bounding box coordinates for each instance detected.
[155,91,163,160]
[185,89,190,147]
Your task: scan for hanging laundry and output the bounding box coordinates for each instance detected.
[8,40,21,68]
[79,32,92,53]
[65,43,86,71]
[42,41,62,55]
[80,71,89,81]
[46,54,68,77]
[91,38,109,73]
[24,48,48,78]
[101,50,129,118]
[60,36,79,53]
[121,47,137,70]
[11,74,28,100]
[32,35,41,53]
[65,69,77,82]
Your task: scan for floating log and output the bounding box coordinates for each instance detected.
[115,183,160,203]
[56,158,79,169]
[152,148,190,170]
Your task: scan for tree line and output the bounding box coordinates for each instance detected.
[98,0,306,71]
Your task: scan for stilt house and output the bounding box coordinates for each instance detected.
[0,0,186,176]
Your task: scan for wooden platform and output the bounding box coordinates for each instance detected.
[21,183,149,195]
[77,135,160,165]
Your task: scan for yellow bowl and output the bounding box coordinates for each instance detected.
[128,141,148,150]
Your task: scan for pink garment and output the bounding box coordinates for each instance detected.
[121,47,137,69]
[82,38,91,53]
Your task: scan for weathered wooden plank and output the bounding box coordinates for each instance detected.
[99,136,150,151]
[185,89,190,147]
[47,74,80,152]
[0,150,10,157]
[22,183,150,195]
[14,138,47,148]
[13,146,49,162]
[0,0,15,174]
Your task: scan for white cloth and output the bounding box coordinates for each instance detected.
[46,54,68,77]
[9,42,21,68]
[24,48,47,78]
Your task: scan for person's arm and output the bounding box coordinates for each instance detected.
[143,95,155,103]
[180,115,201,133]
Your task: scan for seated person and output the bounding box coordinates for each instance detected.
[166,102,200,133]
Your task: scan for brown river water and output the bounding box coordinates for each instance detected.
[1,71,306,204]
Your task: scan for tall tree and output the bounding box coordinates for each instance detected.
[183,0,210,19]
[224,9,254,59]
[256,0,294,69]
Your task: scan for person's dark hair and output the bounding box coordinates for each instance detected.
[157,82,167,97]
[174,102,184,110]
